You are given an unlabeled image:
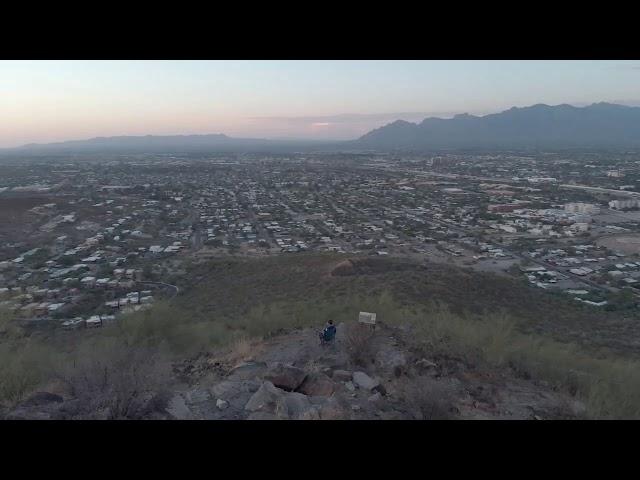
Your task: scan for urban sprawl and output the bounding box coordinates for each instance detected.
[3,151,640,331]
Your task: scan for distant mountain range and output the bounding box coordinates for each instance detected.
[356,103,640,150]
[9,134,308,154]
[4,103,640,155]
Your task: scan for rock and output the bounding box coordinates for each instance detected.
[308,396,330,405]
[351,405,361,411]
[297,372,335,397]
[368,392,382,403]
[229,361,268,380]
[216,399,229,410]
[211,379,261,398]
[570,400,587,417]
[186,388,211,404]
[5,409,53,420]
[210,380,242,399]
[297,407,321,420]
[244,381,320,420]
[245,381,286,414]
[319,398,347,420]
[378,410,405,420]
[372,384,387,396]
[39,379,74,400]
[264,363,307,391]
[283,391,314,419]
[331,259,355,276]
[416,358,437,369]
[138,390,174,420]
[19,391,64,408]
[344,381,356,392]
[353,371,380,391]
[166,394,193,420]
[332,370,353,382]
[248,411,280,420]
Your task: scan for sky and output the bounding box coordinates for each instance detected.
[1,60,640,147]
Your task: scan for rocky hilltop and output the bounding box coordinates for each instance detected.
[5,321,584,420]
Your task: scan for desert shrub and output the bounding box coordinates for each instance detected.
[0,307,24,340]
[344,323,376,367]
[59,338,171,419]
[226,336,258,365]
[399,376,456,420]
[396,301,640,419]
[0,339,57,407]
[103,301,233,356]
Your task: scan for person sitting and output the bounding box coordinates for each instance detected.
[320,320,337,345]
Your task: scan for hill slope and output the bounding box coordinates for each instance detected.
[3,254,640,419]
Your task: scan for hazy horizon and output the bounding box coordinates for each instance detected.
[2,60,640,148]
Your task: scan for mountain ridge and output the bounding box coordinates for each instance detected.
[5,102,640,154]
[357,102,640,150]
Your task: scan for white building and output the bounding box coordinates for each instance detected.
[564,203,600,215]
[609,199,640,210]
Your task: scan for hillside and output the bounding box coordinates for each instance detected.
[3,254,640,419]
[357,103,640,150]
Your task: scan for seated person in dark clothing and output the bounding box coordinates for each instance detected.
[320,319,337,344]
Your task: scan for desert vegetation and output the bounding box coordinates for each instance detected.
[3,254,640,419]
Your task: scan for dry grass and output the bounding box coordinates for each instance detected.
[226,337,262,365]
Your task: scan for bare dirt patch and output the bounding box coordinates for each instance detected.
[596,234,640,255]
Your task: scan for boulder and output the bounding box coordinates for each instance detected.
[332,370,353,382]
[5,409,53,420]
[344,381,356,392]
[297,407,321,420]
[186,388,211,404]
[368,392,382,403]
[372,384,387,396]
[353,371,380,391]
[138,390,175,420]
[319,399,347,420]
[166,394,193,420]
[245,381,286,414]
[229,361,268,380]
[415,358,438,376]
[19,391,64,408]
[331,259,355,276]
[216,399,229,410]
[264,363,307,391]
[296,372,336,397]
[248,411,280,420]
[245,381,320,420]
[283,392,314,419]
